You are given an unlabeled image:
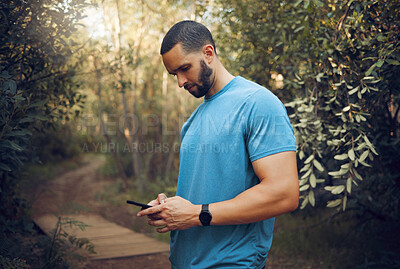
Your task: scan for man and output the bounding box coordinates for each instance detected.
[137,20,299,268]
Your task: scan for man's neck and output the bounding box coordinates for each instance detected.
[206,62,235,98]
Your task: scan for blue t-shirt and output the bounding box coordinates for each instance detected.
[170,76,296,269]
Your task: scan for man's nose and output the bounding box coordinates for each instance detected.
[177,74,187,88]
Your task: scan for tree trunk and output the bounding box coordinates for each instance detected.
[92,56,128,188]
[114,0,143,192]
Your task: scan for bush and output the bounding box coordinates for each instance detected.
[216,0,399,219]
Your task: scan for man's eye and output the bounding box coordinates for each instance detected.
[181,67,189,72]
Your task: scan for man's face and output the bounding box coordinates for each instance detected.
[162,43,213,98]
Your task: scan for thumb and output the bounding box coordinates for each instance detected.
[157,193,167,204]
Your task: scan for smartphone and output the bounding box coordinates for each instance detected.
[126,200,152,209]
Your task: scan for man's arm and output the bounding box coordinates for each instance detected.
[138,151,299,232]
[210,151,299,225]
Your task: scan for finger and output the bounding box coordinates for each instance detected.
[148,199,159,206]
[147,213,162,220]
[137,204,162,217]
[157,226,170,233]
[157,193,168,204]
[148,219,167,227]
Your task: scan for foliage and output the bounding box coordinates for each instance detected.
[77,0,202,191]
[38,216,96,268]
[0,0,90,266]
[215,0,400,219]
[272,210,400,268]
[0,0,88,173]
[0,214,95,269]
[0,0,88,223]
[0,255,30,269]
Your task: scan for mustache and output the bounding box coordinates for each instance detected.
[184,84,196,90]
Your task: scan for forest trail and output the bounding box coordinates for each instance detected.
[30,155,295,268]
[32,155,171,268]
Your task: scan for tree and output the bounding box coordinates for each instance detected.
[77,0,202,193]
[214,0,399,220]
[0,0,88,235]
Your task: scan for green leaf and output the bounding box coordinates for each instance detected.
[29,100,47,108]
[362,76,375,80]
[0,141,23,152]
[294,26,305,33]
[325,185,345,194]
[365,63,376,76]
[352,168,363,180]
[299,178,308,186]
[313,159,324,172]
[300,196,309,209]
[330,166,348,177]
[376,59,384,68]
[304,154,314,164]
[385,59,400,65]
[364,135,378,155]
[309,190,315,206]
[356,142,366,151]
[299,150,305,160]
[348,87,359,95]
[359,160,372,167]
[359,150,369,162]
[294,0,303,7]
[334,153,348,160]
[310,173,316,188]
[327,199,342,208]
[312,0,323,7]
[0,163,12,172]
[301,168,312,179]
[348,149,355,161]
[5,129,32,137]
[18,117,34,124]
[300,163,311,173]
[346,177,352,194]
[328,171,341,177]
[300,184,310,191]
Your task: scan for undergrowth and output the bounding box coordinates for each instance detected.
[270,208,400,268]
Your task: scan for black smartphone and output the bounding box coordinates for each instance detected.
[126,200,152,209]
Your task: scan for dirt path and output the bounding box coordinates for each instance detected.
[31,155,307,269]
[32,155,171,268]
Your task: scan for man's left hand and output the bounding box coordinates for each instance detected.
[137,196,201,233]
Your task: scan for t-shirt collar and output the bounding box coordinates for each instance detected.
[204,76,241,102]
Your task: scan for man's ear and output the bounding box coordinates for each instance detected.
[202,44,215,64]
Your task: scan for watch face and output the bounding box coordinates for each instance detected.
[200,211,212,225]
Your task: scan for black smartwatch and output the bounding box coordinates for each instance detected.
[199,204,212,226]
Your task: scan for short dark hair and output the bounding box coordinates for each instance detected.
[160,20,216,55]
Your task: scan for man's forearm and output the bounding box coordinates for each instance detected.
[209,178,299,225]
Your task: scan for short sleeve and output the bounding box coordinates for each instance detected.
[245,89,296,162]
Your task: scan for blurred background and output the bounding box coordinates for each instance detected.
[1,0,399,268]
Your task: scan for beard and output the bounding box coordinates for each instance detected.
[186,60,213,98]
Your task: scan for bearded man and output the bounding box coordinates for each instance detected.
[138,20,299,269]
